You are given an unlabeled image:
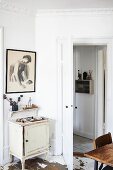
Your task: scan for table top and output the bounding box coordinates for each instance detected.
[85,143,113,167]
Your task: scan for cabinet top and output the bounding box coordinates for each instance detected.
[9,118,49,127]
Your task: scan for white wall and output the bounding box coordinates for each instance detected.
[73,46,96,139]
[1,8,113,165]
[35,10,113,154]
[30,0,113,9]
[0,27,4,165]
[0,10,36,165]
[1,0,113,12]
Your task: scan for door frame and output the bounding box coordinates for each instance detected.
[71,37,113,139]
[73,44,107,139]
[57,37,113,168]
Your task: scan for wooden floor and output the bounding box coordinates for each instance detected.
[2,156,95,170]
[3,158,67,170]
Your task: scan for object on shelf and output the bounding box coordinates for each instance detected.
[23,104,38,110]
[28,97,32,107]
[83,72,87,80]
[87,70,93,80]
[3,94,23,111]
[75,80,94,94]
[78,70,82,80]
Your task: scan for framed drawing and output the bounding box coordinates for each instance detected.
[6,49,36,93]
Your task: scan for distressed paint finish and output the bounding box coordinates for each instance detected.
[9,120,49,170]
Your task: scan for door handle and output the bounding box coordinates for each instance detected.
[75,107,77,109]
[65,106,68,108]
[26,140,28,142]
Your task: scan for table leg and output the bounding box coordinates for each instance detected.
[94,160,98,170]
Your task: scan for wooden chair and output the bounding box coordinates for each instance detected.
[93,132,113,170]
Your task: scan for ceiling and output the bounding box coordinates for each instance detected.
[0,0,113,14]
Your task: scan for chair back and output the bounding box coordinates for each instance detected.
[93,132,112,149]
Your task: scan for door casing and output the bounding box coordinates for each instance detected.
[57,37,113,170]
[73,45,107,139]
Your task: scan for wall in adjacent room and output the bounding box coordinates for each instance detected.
[73,46,96,139]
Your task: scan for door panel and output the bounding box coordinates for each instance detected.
[25,123,49,156]
[97,48,105,136]
[62,39,73,170]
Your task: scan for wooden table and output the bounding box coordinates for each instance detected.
[85,143,113,170]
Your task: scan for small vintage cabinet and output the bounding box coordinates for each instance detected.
[9,113,49,170]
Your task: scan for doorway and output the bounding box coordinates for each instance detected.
[57,37,113,170]
[73,45,107,155]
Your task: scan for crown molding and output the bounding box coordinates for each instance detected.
[0,2,113,17]
[36,8,113,16]
[0,0,36,16]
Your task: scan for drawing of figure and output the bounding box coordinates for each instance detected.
[9,55,33,88]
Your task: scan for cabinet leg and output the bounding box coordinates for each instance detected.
[45,151,49,161]
[21,160,25,170]
[10,154,14,163]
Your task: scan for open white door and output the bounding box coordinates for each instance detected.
[61,39,73,170]
[96,47,106,136]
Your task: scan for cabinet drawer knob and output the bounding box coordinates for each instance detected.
[26,140,28,142]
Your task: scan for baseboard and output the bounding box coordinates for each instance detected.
[73,130,94,139]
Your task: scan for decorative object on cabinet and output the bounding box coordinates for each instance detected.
[75,80,94,94]
[87,70,93,80]
[6,49,36,93]
[83,72,87,80]
[78,70,82,80]
[9,109,49,170]
[23,104,38,110]
[3,94,23,111]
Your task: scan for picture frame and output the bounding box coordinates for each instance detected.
[6,49,36,93]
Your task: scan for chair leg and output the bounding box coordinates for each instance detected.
[94,161,98,170]
[99,163,103,170]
